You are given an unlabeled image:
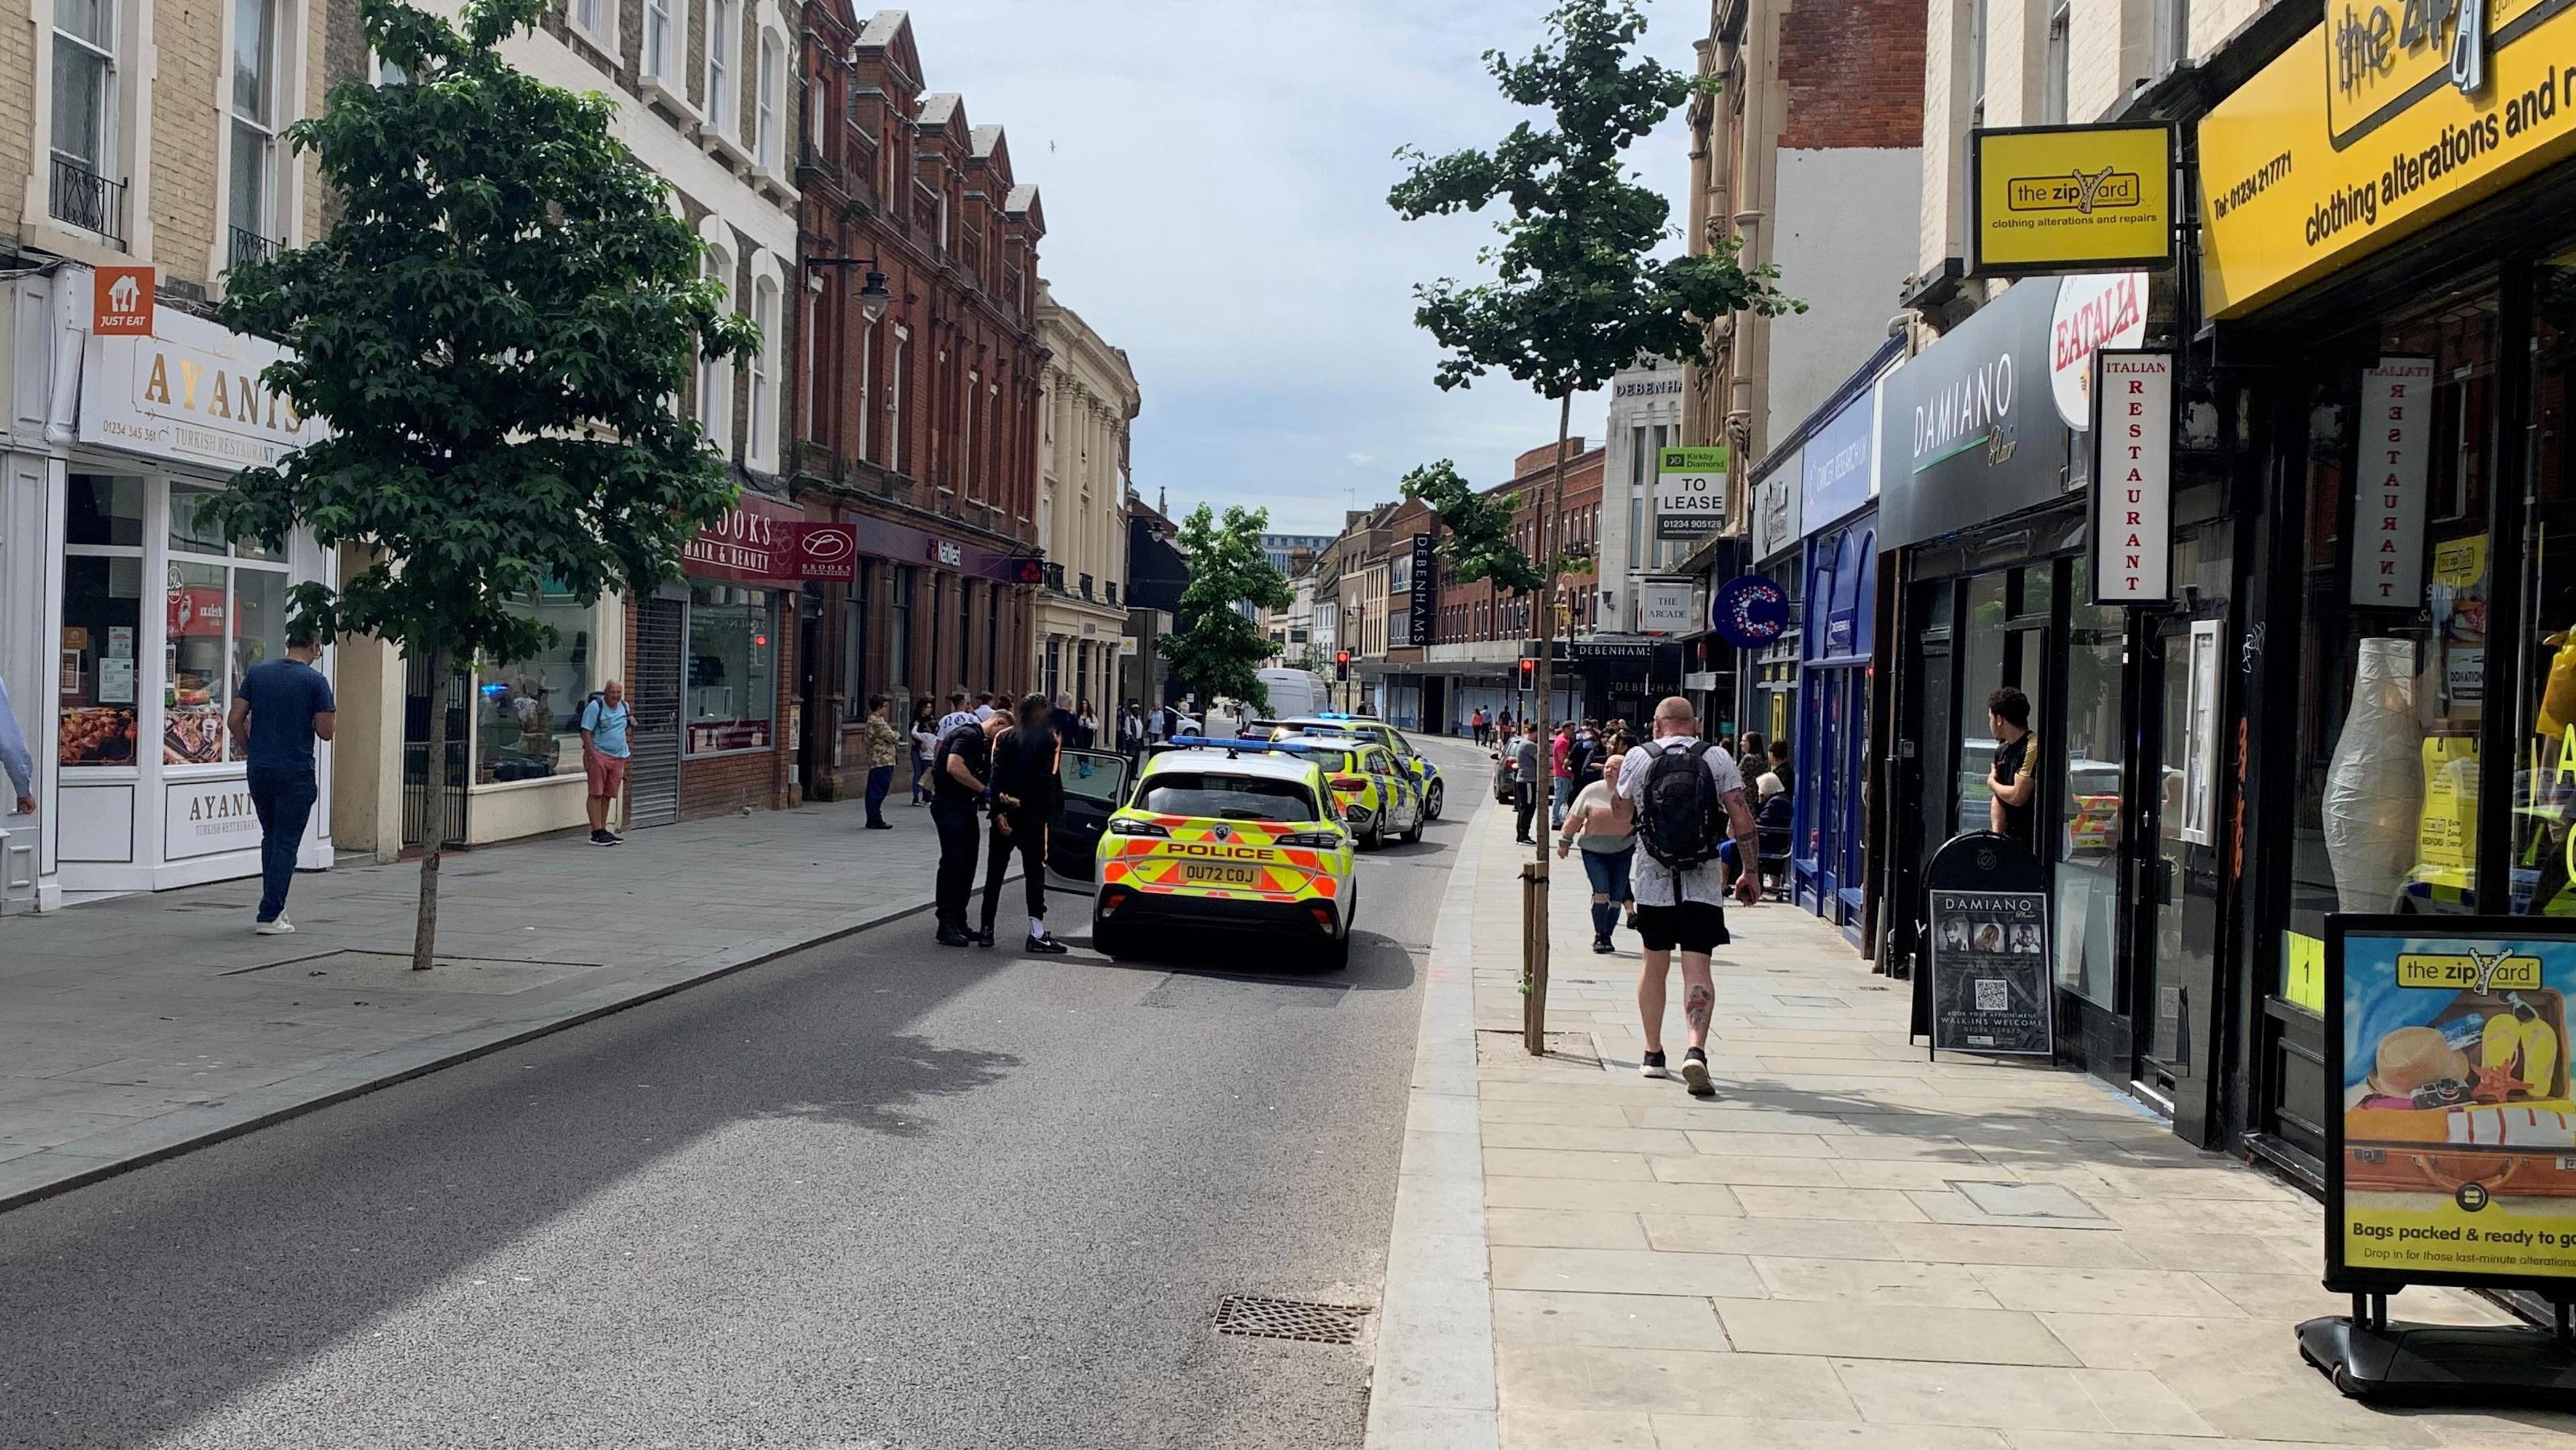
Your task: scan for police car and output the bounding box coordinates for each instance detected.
[1270,714,1444,820]
[1289,733,1426,849]
[1065,737,1360,970]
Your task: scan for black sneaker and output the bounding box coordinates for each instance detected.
[1024,933,1069,955]
[865,820,893,830]
[1680,1048,1715,1097]
[975,929,996,949]
[1639,1050,1668,1080]
[1591,935,1613,954]
[590,830,616,846]
[935,926,972,947]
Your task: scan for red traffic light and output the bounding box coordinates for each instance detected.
[1335,650,1352,665]
[1517,659,1536,683]
[1004,556,1046,585]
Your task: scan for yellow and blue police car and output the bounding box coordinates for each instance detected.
[1087,737,1360,969]
[1290,733,1426,849]
[1270,714,1444,819]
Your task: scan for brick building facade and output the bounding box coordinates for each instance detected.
[790,7,1047,797]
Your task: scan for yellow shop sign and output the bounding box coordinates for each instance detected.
[1969,123,2176,275]
[2200,0,2576,318]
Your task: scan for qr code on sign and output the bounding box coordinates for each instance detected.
[1975,978,2008,1013]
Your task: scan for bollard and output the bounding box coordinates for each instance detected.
[1521,859,1550,1054]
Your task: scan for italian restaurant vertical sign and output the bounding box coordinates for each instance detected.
[2353,358,2433,610]
[2090,349,2171,604]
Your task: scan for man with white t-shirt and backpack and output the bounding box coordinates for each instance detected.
[1618,696,1764,1096]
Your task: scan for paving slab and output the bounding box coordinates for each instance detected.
[1364,790,2576,1450]
[0,795,963,1208]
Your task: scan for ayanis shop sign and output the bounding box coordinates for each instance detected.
[79,305,319,470]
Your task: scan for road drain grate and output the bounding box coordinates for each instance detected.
[1215,1294,1370,1345]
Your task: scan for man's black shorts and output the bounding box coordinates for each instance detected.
[1635,900,1730,954]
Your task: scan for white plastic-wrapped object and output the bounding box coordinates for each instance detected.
[2322,637,2423,912]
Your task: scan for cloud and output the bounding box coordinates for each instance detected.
[906,0,1703,535]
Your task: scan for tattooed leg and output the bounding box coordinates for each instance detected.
[1682,953,1717,1049]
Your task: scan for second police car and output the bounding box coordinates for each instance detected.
[1269,713,1444,820]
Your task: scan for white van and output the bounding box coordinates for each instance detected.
[1256,668,1333,721]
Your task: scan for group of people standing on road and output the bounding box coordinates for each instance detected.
[924,692,1073,954]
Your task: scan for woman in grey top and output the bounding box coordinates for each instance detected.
[1556,733,1637,953]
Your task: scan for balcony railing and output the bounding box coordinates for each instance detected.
[227,225,281,271]
[49,157,127,247]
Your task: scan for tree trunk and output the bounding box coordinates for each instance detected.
[1524,390,1572,1055]
[412,641,450,972]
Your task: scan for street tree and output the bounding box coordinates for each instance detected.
[1398,460,1547,597]
[1391,0,1799,1047]
[1163,504,1294,717]
[209,0,759,972]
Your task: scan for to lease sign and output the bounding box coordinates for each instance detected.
[1655,446,1729,538]
[2199,0,2576,318]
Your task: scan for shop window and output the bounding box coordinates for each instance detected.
[164,482,291,765]
[2288,280,2498,944]
[2514,254,2576,917]
[62,476,145,766]
[2057,556,2125,1006]
[686,582,775,754]
[476,588,590,784]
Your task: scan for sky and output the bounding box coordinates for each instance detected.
[904,0,1706,537]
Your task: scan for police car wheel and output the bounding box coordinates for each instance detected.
[1400,807,1424,844]
[1091,912,1132,960]
[1425,781,1444,819]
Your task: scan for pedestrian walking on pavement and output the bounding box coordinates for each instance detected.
[860,694,901,829]
[227,627,335,935]
[909,699,940,805]
[1549,721,1576,829]
[981,694,1069,954]
[0,667,36,818]
[578,680,631,845]
[1511,722,1542,844]
[1077,699,1099,749]
[930,707,999,947]
[1469,707,1487,746]
[1619,696,1762,1095]
[1557,733,1637,954]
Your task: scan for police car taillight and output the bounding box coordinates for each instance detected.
[1278,829,1345,849]
[1108,818,1170,837]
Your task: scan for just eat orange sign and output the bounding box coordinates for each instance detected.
[93,265,154,336]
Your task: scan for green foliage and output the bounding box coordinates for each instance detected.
[1163,504,1294,715]
[1293,641,1329,676]
[1387,0,1801,399]
[208,0,759,669]
[1399,460,1547,597]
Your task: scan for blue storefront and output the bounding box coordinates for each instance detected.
[1789,359,1887,947]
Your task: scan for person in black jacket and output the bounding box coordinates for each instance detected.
[981,692,1069,953]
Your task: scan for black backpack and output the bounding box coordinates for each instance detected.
[1635,740,1725,871]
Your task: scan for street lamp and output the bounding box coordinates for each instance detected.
[804,255,893,324]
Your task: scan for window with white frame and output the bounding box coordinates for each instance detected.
[857,319,874,462]
[698,247,734,449]
[749,276,777,468]
[644,0,672,80]
[51,0,121,241]
[228,0,283,264]
[756,35,782,170]
[888,326,908,474]
[707,0,737,138]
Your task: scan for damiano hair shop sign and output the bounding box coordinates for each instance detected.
[1878,275,2076,550]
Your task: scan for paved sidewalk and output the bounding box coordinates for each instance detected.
[0,797,967,1208]
[1373,797,2575,1450]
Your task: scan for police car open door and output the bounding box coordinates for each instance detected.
[1047,748,1131,893]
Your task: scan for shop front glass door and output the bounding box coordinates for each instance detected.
[2057,556,2126,1009]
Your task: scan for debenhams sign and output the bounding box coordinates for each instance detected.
[80,302,317,470]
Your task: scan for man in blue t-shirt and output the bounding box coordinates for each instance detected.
[578,679,631,846]
[227,629,335,934]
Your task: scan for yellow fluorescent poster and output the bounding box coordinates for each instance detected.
[2337,929,2576,1284]
[2200,0,2576,318]
[1970,125,2175,274]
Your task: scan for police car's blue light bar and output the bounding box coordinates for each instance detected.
[1160,735,1320,754]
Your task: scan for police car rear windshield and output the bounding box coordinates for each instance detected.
[1138,774,1320,823]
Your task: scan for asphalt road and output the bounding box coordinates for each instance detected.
[0,742,1492,1450]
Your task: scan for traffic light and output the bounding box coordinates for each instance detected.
[1517,658,1536,688]
[1334,649,1352,682]
[1003,556,1046,586]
